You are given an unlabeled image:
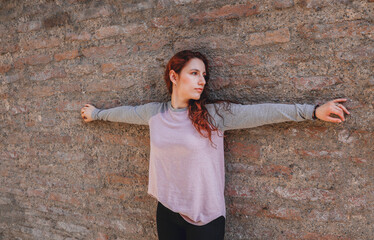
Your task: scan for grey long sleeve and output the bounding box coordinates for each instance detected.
[91,102,161,125]
[210,103,316,132]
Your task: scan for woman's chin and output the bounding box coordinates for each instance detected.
[192,96,201,100]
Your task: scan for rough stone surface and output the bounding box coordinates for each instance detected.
[0,0,373,239]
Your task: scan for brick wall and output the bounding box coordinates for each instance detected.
[1,0,373,239]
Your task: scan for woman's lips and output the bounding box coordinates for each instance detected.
[195,88,203,92]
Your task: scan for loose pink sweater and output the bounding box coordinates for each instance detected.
[92,100,315,225]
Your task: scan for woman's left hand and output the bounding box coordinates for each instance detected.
[315,98,350,123]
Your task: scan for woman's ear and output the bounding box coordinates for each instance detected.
[169,70,178,85]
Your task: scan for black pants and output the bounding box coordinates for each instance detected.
[156,201,225,240]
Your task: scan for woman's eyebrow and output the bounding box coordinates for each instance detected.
[190,69,206,73]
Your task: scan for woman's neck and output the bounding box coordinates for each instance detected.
[171,93,188,109]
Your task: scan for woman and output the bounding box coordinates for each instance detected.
[80,50,350,240]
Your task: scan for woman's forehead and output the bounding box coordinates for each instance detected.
[184,58,206,72]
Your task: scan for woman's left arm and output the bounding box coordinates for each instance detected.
[314,98,350,123]
[215,98,350,132]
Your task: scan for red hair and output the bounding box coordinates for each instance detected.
[164,50,234,148]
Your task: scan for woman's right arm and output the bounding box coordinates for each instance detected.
[81,102,160,125]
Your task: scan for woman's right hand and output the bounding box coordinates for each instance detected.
[81,103,96,123]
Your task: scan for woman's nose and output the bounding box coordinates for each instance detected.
[199,75,206,85]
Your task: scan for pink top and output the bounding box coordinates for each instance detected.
[92,100,315,225]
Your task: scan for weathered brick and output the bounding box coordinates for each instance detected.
[26,188,46,198]
[280,230,352,240]
[292,76,341,90]
[0,24,7,36]
[0,64,11,73]
[151,15,186,28]
[66,31,91,41]
[17,21,42,32]
[54,49,79,62]
[273,0,295,9]
[157,0,204,7]
[95,24,147,39]
[344,195,367,209]
[56,100,90,112]
[174,35,242,50]
[58,82,82,93]
[65,63,96,76]
[226,140,261,159]
[0,42,19,54]
[336,45,374,61]
[0,150,19,160]
[7,131,31,144]
[101,63,139,74]
[349,157,367,164]
[212,54,261,67]
[300,232,352,240]
[74,5,113,22]
[225,183,257,198]
[9,105,29,115]
[308,209,347,222]
[111,219,143,234]
[30,67,66,81]
[299,0,329,9]
[82,45,128,60]
[56,151,85,162]
[228,201,263,216]
[99,132,149,147]
[56,221,89,234]
[273,186,335,202]
[247,28,290,46]
[208,76,231,90]
[31,133,72,145]
[20,85,55,98]
[259,206,302,220]
[298,20,374,40]
[227,163,293,179]
[123,1,154,13]
[14,54,52,69]
[43,12,71,29]
[20,37,62,51]
[132,39,169,53]
[295,149,344,158]
[85,78,135,93]
[96,232,109,240]
[190,3,259,24]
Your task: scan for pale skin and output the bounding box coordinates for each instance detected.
[81,57,350,123]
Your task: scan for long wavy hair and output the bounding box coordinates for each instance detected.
[164,50,236,149]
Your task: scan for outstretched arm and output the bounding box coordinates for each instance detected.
[217,98,350,132]
[80,102,160,125]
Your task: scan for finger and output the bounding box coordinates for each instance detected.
[337,104,350,114]
[326,116,342,123]
[332,98,347,103]
[331,107,345,121]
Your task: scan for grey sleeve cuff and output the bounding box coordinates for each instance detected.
[91,108,102,120]
[301,104,316,120]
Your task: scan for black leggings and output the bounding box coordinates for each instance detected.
[156,201,225,240]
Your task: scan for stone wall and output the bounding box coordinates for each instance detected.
[1,0,373,239]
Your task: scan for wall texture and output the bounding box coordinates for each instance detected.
[1,0,373,239]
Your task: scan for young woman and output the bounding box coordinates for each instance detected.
[80,50,350,240]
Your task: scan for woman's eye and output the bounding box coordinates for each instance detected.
[192,72,197,75]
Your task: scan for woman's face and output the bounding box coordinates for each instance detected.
[171,58,207,101]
